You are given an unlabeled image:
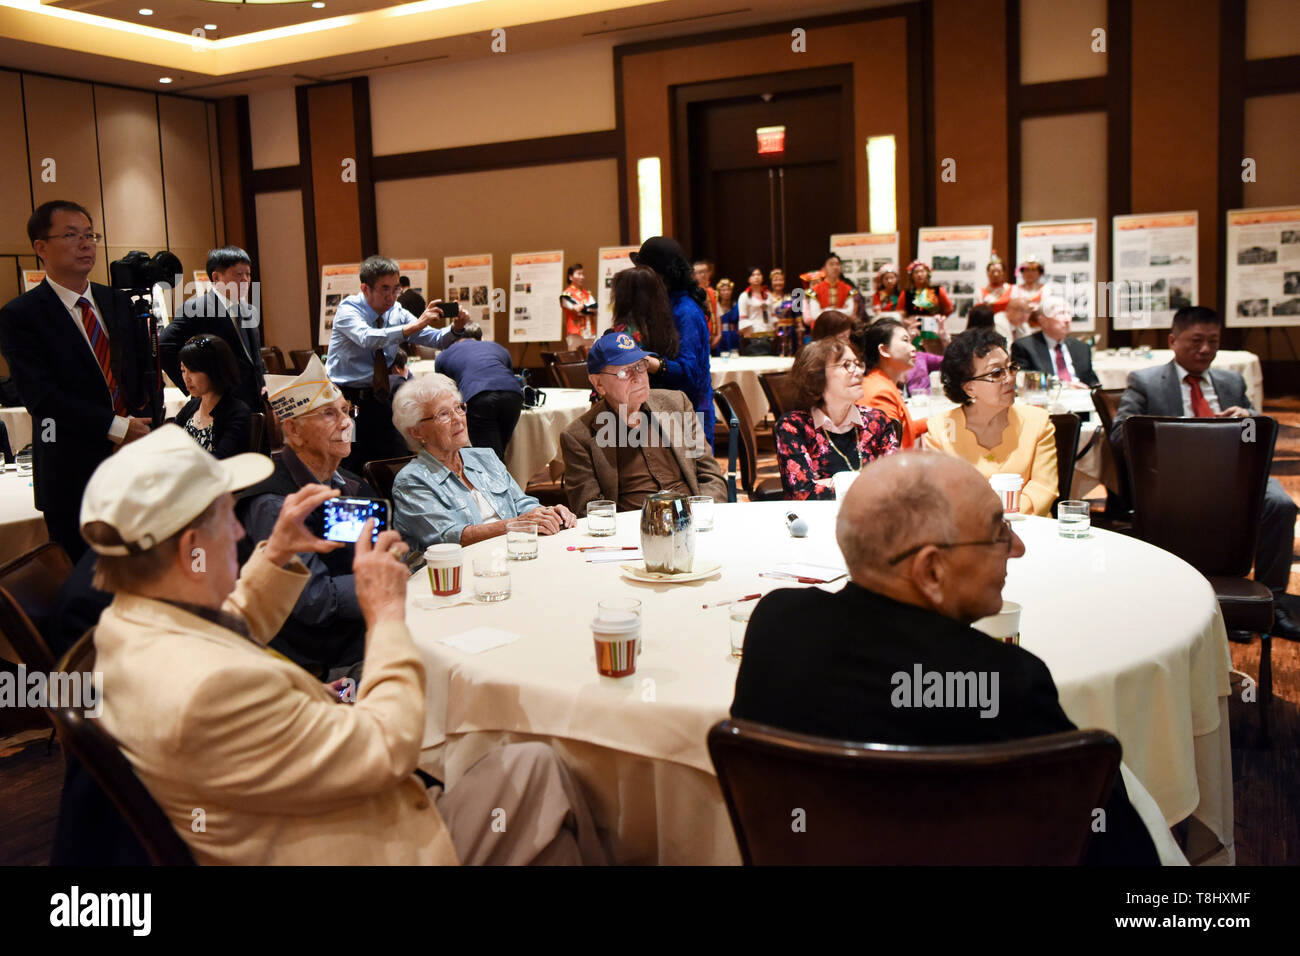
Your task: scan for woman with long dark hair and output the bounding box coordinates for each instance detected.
[629,237,714,435]
[173,333,252,458]
[610,266,680,360]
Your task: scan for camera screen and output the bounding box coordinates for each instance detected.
[321,497,389,543]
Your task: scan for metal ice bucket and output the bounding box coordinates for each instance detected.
[639,492,695,574]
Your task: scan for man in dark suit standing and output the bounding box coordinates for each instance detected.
[0,200,154,560]
[1010,296,1100,387]
[160,246,267,427]
[731,453,1161,865]
[1112,305,1300,638]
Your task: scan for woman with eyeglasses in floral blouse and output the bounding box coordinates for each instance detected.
[774,337,900,500]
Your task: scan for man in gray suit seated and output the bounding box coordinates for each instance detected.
[1112,305,1299,638]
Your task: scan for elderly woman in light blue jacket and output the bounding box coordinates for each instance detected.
[391,373,577,547]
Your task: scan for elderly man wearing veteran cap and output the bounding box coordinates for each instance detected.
[84,426,606,865]
[235,356,377,680]
[560,331,727,514]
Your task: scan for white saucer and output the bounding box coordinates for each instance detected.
[619,560,723,584]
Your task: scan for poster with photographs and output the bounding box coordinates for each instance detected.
[508,250,565,343]
[1015,218,1098,332]
[596,245,639,335]
[1225,206,1300,328]
[915,225,994,333]
[1111,211,1198,329]
[830,232,900,302]
[443,254,494,340]
[21,270,45,292]
[318,263,361,343]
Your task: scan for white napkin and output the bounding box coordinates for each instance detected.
[764,563,847,582]
[586,549,643,564]
[440,627,521,654]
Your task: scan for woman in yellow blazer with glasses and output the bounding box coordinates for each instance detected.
[924,327,1058,516]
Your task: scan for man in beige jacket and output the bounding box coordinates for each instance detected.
[84,424,603,865]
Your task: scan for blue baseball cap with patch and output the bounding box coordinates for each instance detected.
[586,331,651,374]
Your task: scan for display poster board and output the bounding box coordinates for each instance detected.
[595,246,639,335]
[442,254,494,340]
[1015,218,1098,332]
[1111,211,1198,329]
[318,263,361,343]
[1225,206,1300,327]
[915,225,994,332]
[508,251,565,343]
[21,270,45,292]
[830,232,900,302]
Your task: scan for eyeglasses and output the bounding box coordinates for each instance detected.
[604,361,649,380]
[421,402,468,425]
[303,404,357,426]
[43,231,103,244]
[967,361,1020,384]
[828,359,866,374]
[886,519,1016,566]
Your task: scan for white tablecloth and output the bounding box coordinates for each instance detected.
[1092,349,1263,410]
[501,389,592,485]
[0,387,189,453]
[0,469,46,567]
[710,355,794,422]
[409,502,1230,864]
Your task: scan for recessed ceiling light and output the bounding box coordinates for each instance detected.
[139,8,152,15]
[312,2,326,7]
[159,77,173,84]
[204,24,217,31]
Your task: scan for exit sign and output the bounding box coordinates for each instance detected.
[756,125,786,155]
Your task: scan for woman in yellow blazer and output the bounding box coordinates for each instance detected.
[924,327,1058,516]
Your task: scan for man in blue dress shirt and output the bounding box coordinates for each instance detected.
[326,255,468,471]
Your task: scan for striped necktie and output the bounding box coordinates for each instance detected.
[76,296,127,415]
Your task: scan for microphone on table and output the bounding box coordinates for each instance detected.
[785,512,808,537]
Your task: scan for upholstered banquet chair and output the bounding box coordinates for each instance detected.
[1049,411,1080,513]
[1123,415,1277,742]
[708,719,1121,865]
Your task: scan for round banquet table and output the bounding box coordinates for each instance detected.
[710,355,793,422]
[409,501,1230,865]
[499,388,593,486]
[1092,349,1262,411]
[0,468,47,567]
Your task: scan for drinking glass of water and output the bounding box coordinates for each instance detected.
[473,552,512,602]
[586,500,616,537]
[1057,500,1091,538]
[506,520,539,560]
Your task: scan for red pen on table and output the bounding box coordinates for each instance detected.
[567,545,639,552]
[701,593,761,609]
[758,571,826,584]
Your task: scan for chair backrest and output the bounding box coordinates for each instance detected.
[542,350,584,366]
[248,412,265,453]
[1091,386,1125,432]
[260,397,283,451]
[314,344,328,358]
[1091,387,1133,508]
[1049,412,1080,507]
[50,631,197,866]
[708,719,1121,865]
[363,455,415,501]
[0,542,73,674]
[553,362,593,390]
[288,349,316,374]
[714,382,758,496]
[1123,415,1276,577]
[260,346,289,376]
[758,371,799,423]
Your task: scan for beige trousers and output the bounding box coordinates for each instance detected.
[436,742,607,865]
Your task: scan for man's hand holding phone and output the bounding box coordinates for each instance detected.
[353,521,409,627]
[265,484,345,566]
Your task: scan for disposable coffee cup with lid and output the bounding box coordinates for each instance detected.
[591,611,640,678]
[989,473,1023,513]
[972,600,1022,646]
[425,543,464,596]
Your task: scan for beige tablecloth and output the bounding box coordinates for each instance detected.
[710,355,793,422]
[0,469,47,567]
[409,502,1229,864]
[1092,349,1263,410]
[500,389,592,486]
[0,387,188,453]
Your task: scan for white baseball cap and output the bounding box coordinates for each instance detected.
[80,424,273,556]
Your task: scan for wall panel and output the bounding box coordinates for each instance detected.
[23,75,107,284]
[306,83,363,267]
[255,190,311,352]
[1242,92,1300,209]
[94,86,166,251]
[159,95,219,274]
[1246,0,1300,59]
[0,73,33,257]
[248,86,299,169]
[1019,0,1108,84]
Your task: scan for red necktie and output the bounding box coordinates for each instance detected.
[76,297,126,415]
[1185,374,1214,417]
[1053,343,1072,382]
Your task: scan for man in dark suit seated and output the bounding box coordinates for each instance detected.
[159,246,268,444]
[1010,296,1100,388]
[0,200,155,560]
[731,452,1160,865]
[1111,305,1299,639]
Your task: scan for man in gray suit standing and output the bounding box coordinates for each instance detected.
[1112,305,1300,638]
